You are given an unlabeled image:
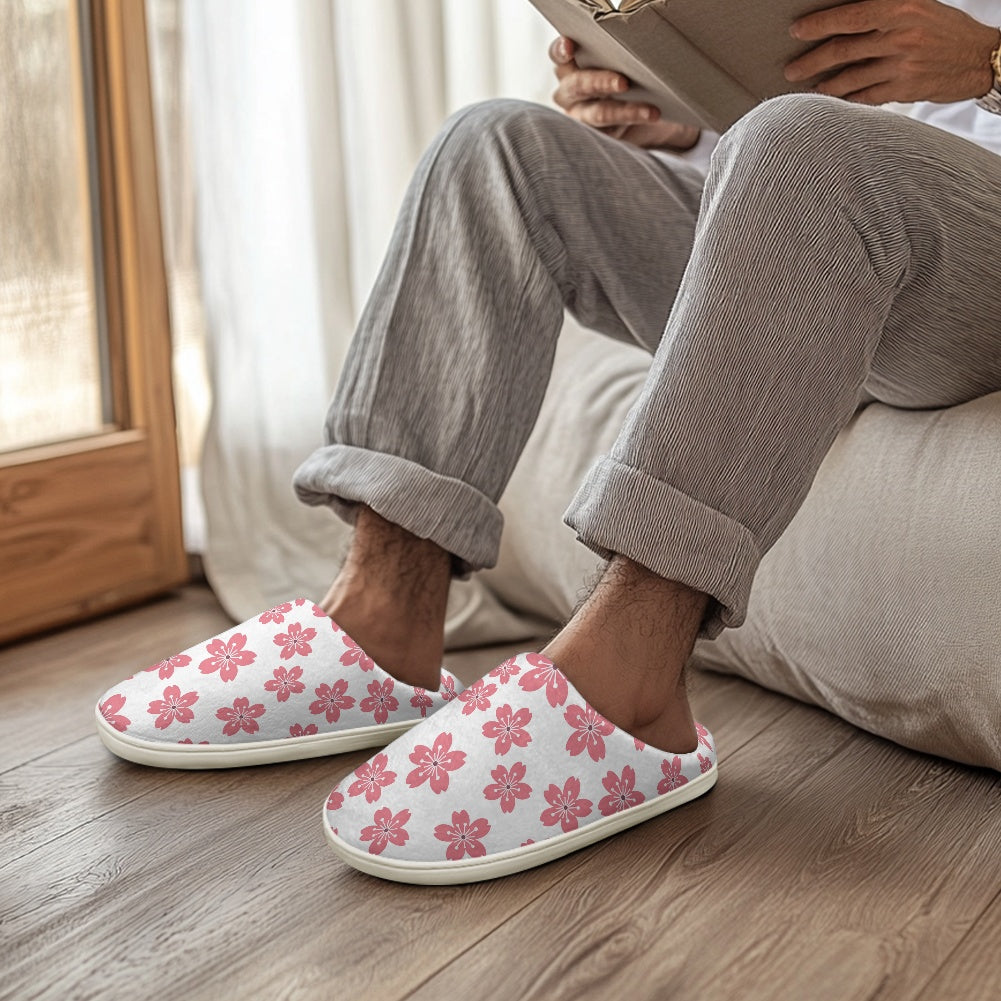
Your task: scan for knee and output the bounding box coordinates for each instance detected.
[713,94,876,182]
[440,98,567,167]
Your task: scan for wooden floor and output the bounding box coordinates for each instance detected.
[2,584,999,1001]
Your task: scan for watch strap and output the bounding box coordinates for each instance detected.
[977,29,1001,114]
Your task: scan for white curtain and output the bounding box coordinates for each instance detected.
[184,0,556,642]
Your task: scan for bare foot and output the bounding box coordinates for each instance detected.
[321,507,451,691]
[542,557,707,753]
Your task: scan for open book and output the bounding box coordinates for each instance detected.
[528,0,828,133]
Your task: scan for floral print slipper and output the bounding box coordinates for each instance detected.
[94,599,463,769]
[323,653,716,884]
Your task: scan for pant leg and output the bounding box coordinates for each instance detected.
[293,98,705,572]
[565,94,1001,639]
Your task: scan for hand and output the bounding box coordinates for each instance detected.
[549,36,701,150]
[784,0,998,104]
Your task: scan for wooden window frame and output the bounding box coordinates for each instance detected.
[0,0,187,644]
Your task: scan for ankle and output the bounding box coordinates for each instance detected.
[543,636,697,752]
[319,506,452,691]
[321,578,446,690]
[539,557,708,753]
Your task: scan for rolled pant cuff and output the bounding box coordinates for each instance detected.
[563,457,761,639]
[292,444,503,574]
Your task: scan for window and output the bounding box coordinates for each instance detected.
[0,0,187,643]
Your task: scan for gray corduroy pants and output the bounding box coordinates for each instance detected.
[294,95,1001,638]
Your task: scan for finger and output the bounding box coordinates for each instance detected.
[790,0,888,41]
[612,121,698,150]
[785,32,885,81]
[603,124,631,141]
[554,59,580,83]
[569,99,660,129]
[811,59,894,98]
[843,82,898,104]
[548,35,576,66]
[553,68,629,108]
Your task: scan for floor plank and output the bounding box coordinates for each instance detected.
[913,890,1001,1001]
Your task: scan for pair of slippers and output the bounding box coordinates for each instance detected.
[95,600,717,884]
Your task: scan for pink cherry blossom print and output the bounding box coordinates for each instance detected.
[147,685,199,730]
[518,653,568,708]
[696,722,712,752]
[146,653,191,680]
[598,765,646,816]
[457,679,497,716]
[199,633,256,682]
[264,664,305,702]
[488,657,521,683]
[326,789,344,812]
[699,753,714,774]
[540,777,593,833]
[440,675,458,702]
[406,732,467,794]
[360,679,399,724]
[178,738,210,745]
[348,753,398,803]
[274,622,316,661]
[99,694,131,732]
[289,723,319,738]
[481,704,532,756]
[339,634,374,672]
[309,680,355,724]
[658,756,689,794]
[483,761,531,814]
[410,688,434,718]
[633,737,646,752]
[311,603,328,618]
[564,703,614,762]
[433,810,490,861]
[360,807,411,856]
[258,601,293,625]
[216,697,266,736]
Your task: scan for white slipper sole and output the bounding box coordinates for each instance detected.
[95,707,420,769]
[324,764,717,884]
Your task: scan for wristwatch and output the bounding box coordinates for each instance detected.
[977,30,1001,114]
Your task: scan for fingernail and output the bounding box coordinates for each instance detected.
[789,23,802,38]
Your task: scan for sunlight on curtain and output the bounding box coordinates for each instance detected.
[147,0,211,553]
[154,0,557,639]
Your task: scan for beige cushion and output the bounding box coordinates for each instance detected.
[483,319,1001,770]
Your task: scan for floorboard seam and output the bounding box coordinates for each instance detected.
[0,758,182,871]
[907,879,1001,1001]
[395,854,595,1001]
[0,732,94,779]
[714,701,798,762]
